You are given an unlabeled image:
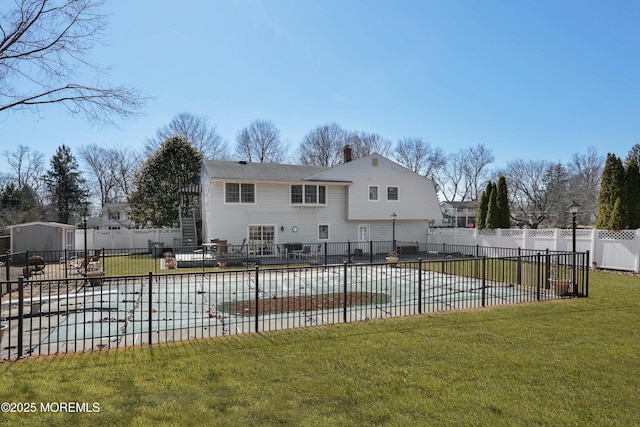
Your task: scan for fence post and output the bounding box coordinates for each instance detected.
[418,258,422,314]
[481,257,486,308]
[370,240,374,263]
[517,247,522,286]
[536,252,541,301]
[545,249,550,290]
[585,250,590,297]
[148,272,153,346]
[343,262,348,323]
[347,241,352,264]
[324,242,328,266]
[17,276,24,358]
[5,251,11,283]
[255,266,260,333]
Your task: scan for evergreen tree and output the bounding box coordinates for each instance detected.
[626,143,640,167]
[609,197,626,231]
[596,153,625,229]
[42,145,88,224]
[476,181,492,229]
[128,137,203,228]
[625,156,640,229]
[496,176,511,228]
[485,186,499,229]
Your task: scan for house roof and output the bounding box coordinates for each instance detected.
[441,200,479,209]
[7,221,76,229]
[202,160,346,183]
[102,202,131,211]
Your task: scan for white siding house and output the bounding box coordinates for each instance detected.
[200,154,442,249]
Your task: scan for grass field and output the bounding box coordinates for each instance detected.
[0,270,637,426]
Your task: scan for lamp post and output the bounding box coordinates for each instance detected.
[391,212,397,252]
[568,201,580,295]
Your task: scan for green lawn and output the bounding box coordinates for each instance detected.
[0,271,638,426]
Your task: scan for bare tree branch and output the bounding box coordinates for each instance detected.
[235,119,287,163]
[145,112,229,160]
[298,123,349,167]
[0,0,145,125]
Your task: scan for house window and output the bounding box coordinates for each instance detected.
[226,183,255,203]
[318,225,329,240]
[387,186,399,201]
[369,186,378,201]
[291,185,303,204]
[305,185,317,203]
[291,184,326,205]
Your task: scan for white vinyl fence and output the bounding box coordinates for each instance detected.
[429,228,640,273]
[75,228,182,251]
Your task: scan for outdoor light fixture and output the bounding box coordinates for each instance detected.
[568,201,579,252]
[280,226,284,232]
[569,201,580,216]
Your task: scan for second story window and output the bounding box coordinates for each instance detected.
[225,183,255,203]
[369,186,378,201]
[291,184,326,205]
[387,186,399,201]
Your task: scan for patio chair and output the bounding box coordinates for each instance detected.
[300,245,312,259]
[232,238,247,253]
[74,249,102,273]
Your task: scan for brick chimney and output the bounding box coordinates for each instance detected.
[343,145,352,163]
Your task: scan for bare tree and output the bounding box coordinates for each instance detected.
[437,144,494,202]
[461,144,495,201]
[437,150,469,201]
[348,131,393,159]
[3,145,44,192]
[235,119,287,163]
[80,144,140,206]
[79,144,116,205]
[0,0,144,124]
[567,146,603,225]
[110,145,140,200]
[394,137,446,178]
[501,159,565,229]
[145,112,228,159]
[298,123,349,166]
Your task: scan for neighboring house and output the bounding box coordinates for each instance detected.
[7,221,76,263]
[440,200,479,228]
[200,152,443,253]
[100,203,135,229]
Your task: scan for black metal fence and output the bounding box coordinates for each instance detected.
[1,240,585,283]
[0,250,589,360]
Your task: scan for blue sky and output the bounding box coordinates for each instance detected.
[1,0,639,172]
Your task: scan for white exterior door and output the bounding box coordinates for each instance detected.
[248,225,275,255]
[358,224,370,242]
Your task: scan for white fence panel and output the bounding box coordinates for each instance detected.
[430,228,640,272]
[75,228,182,251]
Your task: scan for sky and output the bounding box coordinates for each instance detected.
[1,0,639,173]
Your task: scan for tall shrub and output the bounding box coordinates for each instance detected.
[625,157,640,228]
[476,181,492,229]
[597,153,625,229]
[496,176,511,228]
